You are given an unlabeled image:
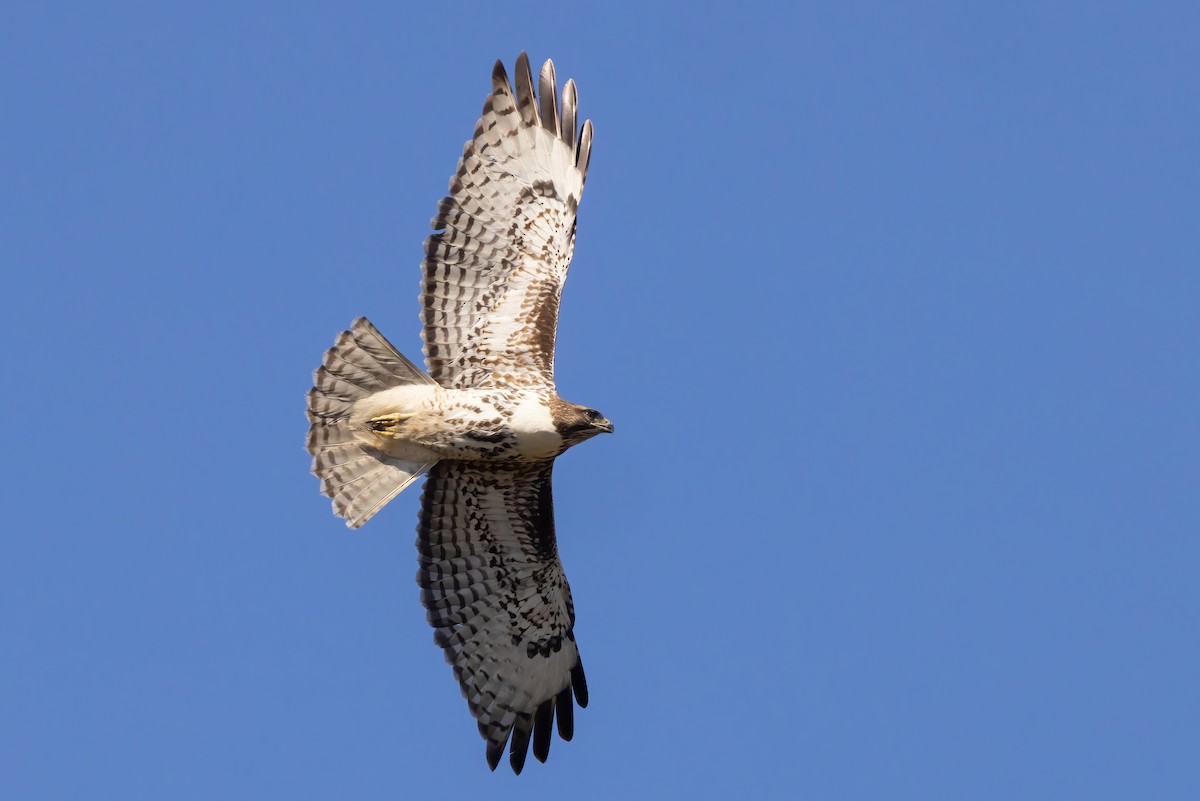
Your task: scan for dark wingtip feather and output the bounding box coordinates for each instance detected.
[532,698,554,763]
[509,723,531,774]
[491,58,509,93]
[555,685,575,741]
[486,738,503,771]
[561,79,578,150]
[538,59,559,137]
[577,119,593,181]
[514,51,538,127]
[572,660,589,708]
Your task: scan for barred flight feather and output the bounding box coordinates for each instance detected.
[421,52,592,390]
[418,461,587,773]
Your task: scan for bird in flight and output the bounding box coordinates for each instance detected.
[306,52,609,774]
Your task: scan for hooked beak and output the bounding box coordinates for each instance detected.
[597,418,614,434]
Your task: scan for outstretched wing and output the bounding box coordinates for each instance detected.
[417,460,588,773]
[422,52,593,390]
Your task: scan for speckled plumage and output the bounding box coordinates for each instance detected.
[422,55,590,391]
[305,53,609,774]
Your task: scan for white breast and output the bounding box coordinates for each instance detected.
[509,393,562,459]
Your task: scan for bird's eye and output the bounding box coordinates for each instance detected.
[586,409,602,421]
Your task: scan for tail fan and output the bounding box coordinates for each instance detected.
[307,317,438,528]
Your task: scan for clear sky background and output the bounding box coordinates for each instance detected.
[3,2,1197,799]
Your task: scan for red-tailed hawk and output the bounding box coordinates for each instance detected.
[306,53,609,774]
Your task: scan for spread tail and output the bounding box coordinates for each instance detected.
[306,317,438,528]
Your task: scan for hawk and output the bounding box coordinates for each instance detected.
[305,53,609,774]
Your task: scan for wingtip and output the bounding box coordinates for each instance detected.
[513,50,539,127]
[572,660,589,708]
[538,58,560,137]
[532,698,553,763]
[486,739,503,771]
[491,58,509,90]
[577,119,594,179]
[509,723,531,774]
[555,685,575,741]
[558,79,576,150]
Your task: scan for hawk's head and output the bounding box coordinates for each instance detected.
[551,398,614,448]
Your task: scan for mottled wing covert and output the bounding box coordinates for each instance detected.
[417,461,588,773]
[422,52,594,390]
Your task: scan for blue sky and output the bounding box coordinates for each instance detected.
[3,2,1198,798]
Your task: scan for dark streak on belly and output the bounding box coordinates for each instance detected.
[464,430,507,444]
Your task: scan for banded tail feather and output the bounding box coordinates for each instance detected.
[307,317,437,528]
